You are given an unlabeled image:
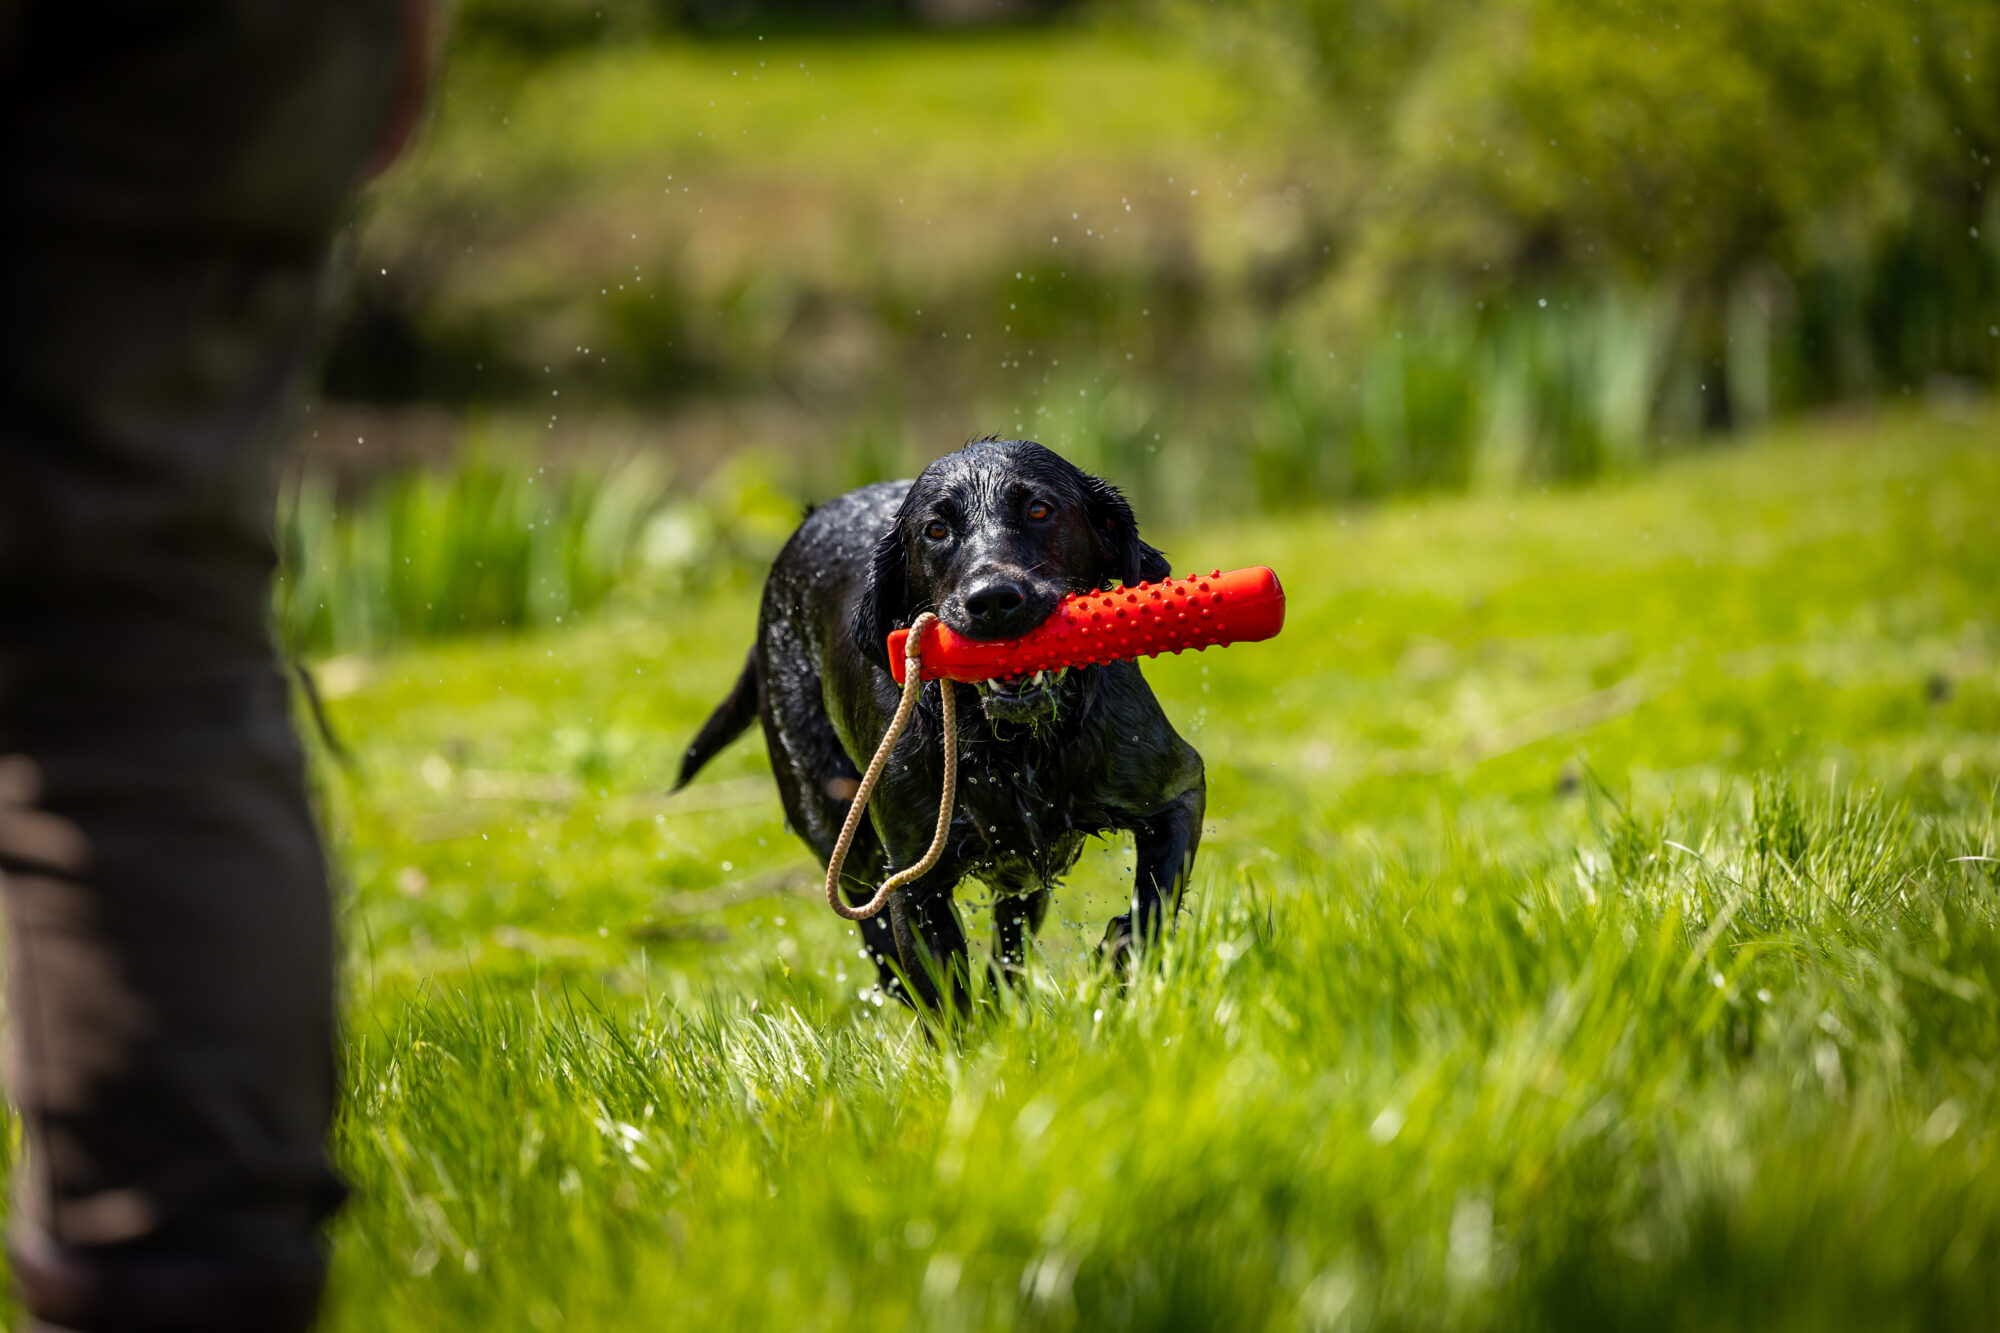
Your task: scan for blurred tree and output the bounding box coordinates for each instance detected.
[1169,0,2000,414]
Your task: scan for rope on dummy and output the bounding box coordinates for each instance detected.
[824,611,957,921]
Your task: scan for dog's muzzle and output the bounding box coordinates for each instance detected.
[974,666,1070,722]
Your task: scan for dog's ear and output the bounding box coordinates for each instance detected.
[851,519,913,674]
[1082,473,1170,586]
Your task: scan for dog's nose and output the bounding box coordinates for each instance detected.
[962,579,1028,632]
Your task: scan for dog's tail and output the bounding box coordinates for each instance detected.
[675,646,760,790]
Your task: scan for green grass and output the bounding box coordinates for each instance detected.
[411,30,1275,197]
[123,410,2000,1326]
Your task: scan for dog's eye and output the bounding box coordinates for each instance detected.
[1026,500,1051,522]
[925,520,950,541]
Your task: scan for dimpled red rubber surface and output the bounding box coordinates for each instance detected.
[888,566,1285,685]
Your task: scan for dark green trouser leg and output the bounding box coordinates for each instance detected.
[0,3,412,1328]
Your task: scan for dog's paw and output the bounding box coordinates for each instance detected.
[1096,913,1136,974]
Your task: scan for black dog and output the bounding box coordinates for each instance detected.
[676,440,1204,1012]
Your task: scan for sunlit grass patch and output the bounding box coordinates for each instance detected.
[325,778,2000,1329]
[274,409,2000,1328]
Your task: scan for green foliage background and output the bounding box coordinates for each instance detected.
[1169,0,2000,405]
[315,0,1998,538]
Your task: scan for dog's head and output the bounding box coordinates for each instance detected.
[852,439,1169,722]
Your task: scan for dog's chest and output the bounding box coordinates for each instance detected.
[952,745,1101,887]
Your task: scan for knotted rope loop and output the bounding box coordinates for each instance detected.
[824,611,958,921]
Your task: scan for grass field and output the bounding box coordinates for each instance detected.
[172,411,2000,1327]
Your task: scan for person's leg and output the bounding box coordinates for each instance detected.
[0,3,411,1327]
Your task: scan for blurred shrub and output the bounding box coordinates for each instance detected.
[1230,290,1683,511]
[1158,0,2000,419]
[1246,326,1480,509]
[279,439,807,655]
[1177,0,1999,277]
[278,451,664,654]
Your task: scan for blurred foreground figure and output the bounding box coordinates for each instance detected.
[0,3,425,1328]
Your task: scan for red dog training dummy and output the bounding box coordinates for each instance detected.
[889,565,1285,685]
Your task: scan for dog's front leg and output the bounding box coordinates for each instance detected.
[1101,786,1205,966]
[886,873,972,1018]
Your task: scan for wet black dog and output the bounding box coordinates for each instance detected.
[676,439,1204,1012]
